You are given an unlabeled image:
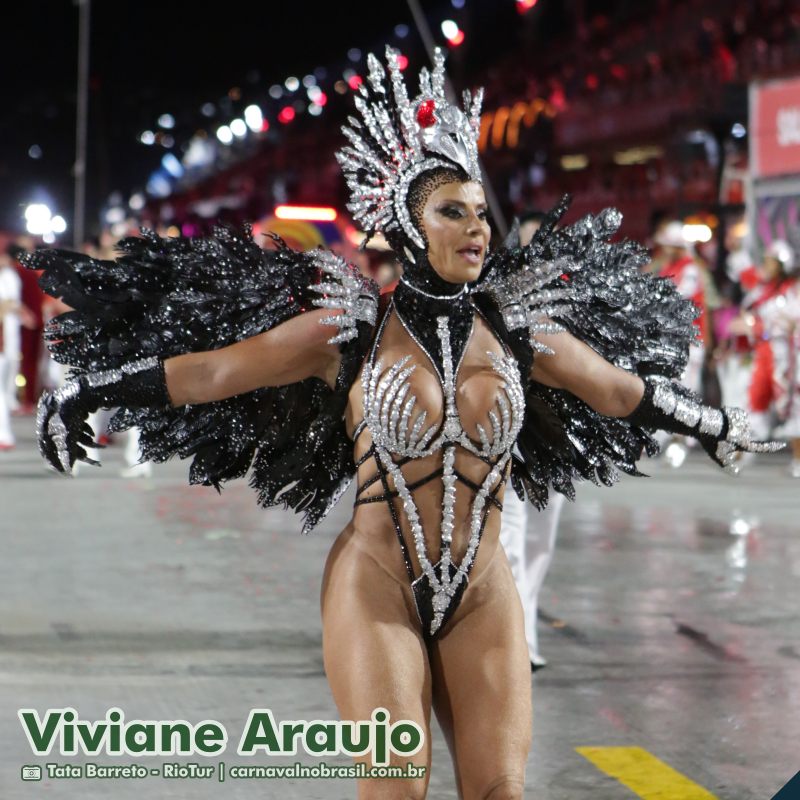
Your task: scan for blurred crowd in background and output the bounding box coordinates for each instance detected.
[1,0,799,477]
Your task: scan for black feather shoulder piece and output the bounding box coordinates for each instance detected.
[25,227,379,532]
[473,196,699,509]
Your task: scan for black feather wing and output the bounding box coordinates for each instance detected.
[475,197,698,508]
[25,227,377,532]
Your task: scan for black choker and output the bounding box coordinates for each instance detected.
[393,276,474,383]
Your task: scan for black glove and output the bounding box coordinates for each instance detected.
[625,376,783,472]
[37,356,171,473]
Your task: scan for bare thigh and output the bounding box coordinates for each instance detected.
[321,529,432,799]
[429,548,532,800]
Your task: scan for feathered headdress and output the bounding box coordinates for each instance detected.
[336,46,483,249]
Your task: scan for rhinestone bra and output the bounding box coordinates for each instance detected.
[353,301,525,638]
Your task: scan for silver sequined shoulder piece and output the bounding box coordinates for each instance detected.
[307,249,379,344]
[477,209,632,356]
[477,255,575,355]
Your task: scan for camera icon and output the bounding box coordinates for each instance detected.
[21,765,42,781]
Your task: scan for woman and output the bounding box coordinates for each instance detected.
[29,48,777,799]
[729,240,800,475]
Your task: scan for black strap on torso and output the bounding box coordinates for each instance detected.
[350,422,505,582]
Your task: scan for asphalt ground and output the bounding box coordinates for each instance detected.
[1,415,798,799]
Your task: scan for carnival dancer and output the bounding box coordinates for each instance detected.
[730,240,800,475]
[25,49,780,798]
[651,221,709,466]
[716,239,760,414]
[653,221,709,390]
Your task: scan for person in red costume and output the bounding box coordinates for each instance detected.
[651,221,708,466]
[10,238,46,413]
[729,240,800,476]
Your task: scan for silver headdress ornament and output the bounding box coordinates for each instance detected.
[336,46,483,249]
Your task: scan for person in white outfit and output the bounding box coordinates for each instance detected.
[120,426,152,478]
[499,211,565,670]
[500,488,564,670]
[0,250,23,449]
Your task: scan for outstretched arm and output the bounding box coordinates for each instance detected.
[528,328,781,471]
[164,309,343,405]
[530,330,644,417]
[37,309,344,473]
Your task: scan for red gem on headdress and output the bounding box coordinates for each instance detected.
[416,99,436,128]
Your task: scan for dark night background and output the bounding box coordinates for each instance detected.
[2,0,588,237]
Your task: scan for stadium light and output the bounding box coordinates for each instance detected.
[230,118,247,138]
[244,105,263,132]
[683,224,712,243]
[441,19,459,39]
[274,205,338,221]
[24,203,53,235]
[24,203,68,237]
[440,20,465,46]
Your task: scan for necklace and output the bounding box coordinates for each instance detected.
[399,275,468,300]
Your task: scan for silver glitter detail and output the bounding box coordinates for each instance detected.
[336,46,483,247]
[673,396,702,428]
[47,401,73,473]
[722,406,784,457]
[458,352,524,458]
[362,356,438,457]
[361,311,525,636]
[302,475,353,535]
[80,356,160,389]
[478,256,570,354]
[308,249,379,344]
[40,357,160,474]
[726,406,748,443]
[651,380,678,415]
[715,440,740,475]
[641,377,784,472]
[35,391,53,459]
[399,275,467,300]
[698,407,724,437]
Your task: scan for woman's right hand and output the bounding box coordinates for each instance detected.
[38,357,170,473]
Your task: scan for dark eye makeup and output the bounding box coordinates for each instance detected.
[436,204,490,221]
[437,205,464,219]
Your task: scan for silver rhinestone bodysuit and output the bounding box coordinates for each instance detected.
[352,301,525,639]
